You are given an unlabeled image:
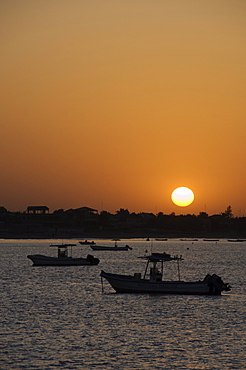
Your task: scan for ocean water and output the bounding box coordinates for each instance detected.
[0,239,245,370]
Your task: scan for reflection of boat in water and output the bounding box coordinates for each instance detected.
[203,239,219,242]
[79,240,96,245]
[91,243,132,251]
[100,252,231,295]
[27,244,100,266]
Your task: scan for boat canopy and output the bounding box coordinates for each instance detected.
[50,244,77,248]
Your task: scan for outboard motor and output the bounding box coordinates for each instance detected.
[204,274,231,294]
[86,254,100,265]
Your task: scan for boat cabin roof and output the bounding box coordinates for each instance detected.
[50,244,77,248]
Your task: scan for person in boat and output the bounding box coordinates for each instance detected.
[150,266,162,281]
[58,248,67,258]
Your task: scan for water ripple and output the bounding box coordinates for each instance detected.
[0,239,245,369]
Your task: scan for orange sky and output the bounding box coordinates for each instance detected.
[1,0,246,215]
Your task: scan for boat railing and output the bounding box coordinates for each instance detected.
[49,243,77,258]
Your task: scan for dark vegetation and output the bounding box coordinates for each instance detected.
[0,205,245,239]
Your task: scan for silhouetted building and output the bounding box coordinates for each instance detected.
[27,206,49,214]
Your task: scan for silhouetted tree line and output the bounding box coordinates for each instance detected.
[0,205,245,238]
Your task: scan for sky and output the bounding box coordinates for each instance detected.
[1,0,246,216]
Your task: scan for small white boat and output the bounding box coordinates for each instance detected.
[79,240,96,245]
[91,243,132,251]
[100,252,231,295]
[27,244,99,266]
[227,239,246,242]
[180,238,198,241]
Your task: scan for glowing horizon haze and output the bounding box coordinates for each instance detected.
[1,1,246,216]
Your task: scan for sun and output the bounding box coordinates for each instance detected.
[171,187,194,207]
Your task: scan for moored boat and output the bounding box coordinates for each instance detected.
[79,240,96,245]
[227,239,246,242]
[27,244,100,266]
[180,238,198,241]
[100,252,231,295]
[91,243,132,251]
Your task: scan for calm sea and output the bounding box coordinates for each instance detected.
[0,239,245,369]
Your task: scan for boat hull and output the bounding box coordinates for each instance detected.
[79,241,96,245]
[100,271,229,295]
[27,254,99,266]
[91,246,131,251]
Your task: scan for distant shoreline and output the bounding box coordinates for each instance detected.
[1,231,246,240]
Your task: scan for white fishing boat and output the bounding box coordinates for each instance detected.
[79,240,96,245]
[180,238,198,241]
[227,239,246,242]
[91,242,132,251]
[27,244,100,266]
[100,252,231,295]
